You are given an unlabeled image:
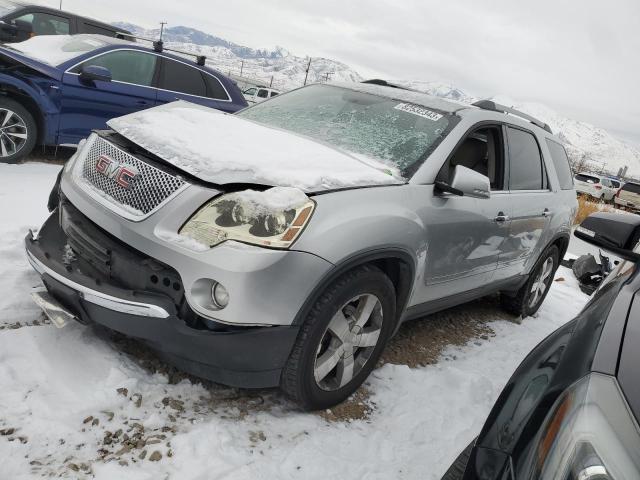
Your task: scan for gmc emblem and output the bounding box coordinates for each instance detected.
[96,155,140,190]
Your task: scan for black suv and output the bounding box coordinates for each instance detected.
[444,212,640,479]
[0,1,128,42]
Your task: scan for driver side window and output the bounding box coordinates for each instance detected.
[71,50,158,87]
[437,125,505,190]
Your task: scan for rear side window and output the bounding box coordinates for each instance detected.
[159,58,206,97]
[545,139,574,190]
[507,127,546,190]
[622,182,640,194]
[575,173,600,184]
[270,91,279,97]
[14,12,70,35]
[203,73,229,100]
[610,180,621,189]
[257,89,269,98]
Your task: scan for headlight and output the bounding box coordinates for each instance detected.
[532,373,640,480]
[180,187,315,249]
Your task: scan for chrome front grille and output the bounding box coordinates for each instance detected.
[78,134,187,219]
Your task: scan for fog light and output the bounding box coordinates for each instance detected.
[211,282,229,308]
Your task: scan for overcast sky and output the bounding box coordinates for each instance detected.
[42,0,640,147]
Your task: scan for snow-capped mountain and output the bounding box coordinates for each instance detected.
[113,23,362,90]
[113,23,639,177]
[398,81,640,177]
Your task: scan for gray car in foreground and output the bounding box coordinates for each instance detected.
[26,82,577,409]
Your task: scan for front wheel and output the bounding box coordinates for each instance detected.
[281,265,396,410]
[0,97,37,164]
[501,245,559,317]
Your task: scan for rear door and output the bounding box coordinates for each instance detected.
[58,49,160,144]
[495,126,554,279]
[155,57,234,111]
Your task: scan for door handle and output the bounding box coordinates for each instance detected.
[494,212,510,223]
[542,208,551,217]
[136,100,150,106]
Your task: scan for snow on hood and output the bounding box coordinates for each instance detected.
[8,34,129,66]
[106,101,404,192]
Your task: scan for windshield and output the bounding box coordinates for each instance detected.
[238,84,457,177]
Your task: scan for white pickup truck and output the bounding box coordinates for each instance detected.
[243,87,280,104]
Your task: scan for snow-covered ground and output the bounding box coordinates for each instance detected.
[0,163,591,479]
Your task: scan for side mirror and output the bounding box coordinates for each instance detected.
[436,165,490,199]
[575,212,640,261]
[79,65,112,84]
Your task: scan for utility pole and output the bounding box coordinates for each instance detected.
[303,57,312,85]
[59,0,62,9]
[323,71,335,82]
[269,75,273,87]
[159,22,167,41]
[240,60,244,76]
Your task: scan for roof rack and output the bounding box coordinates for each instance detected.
[114,31,208,66]
[473,100,552,134]
[361,79,415,92]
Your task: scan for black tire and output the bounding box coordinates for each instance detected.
[501,245,559,317]
[441,439,475,480]
[281,265,396,410]
[0,97,37,164]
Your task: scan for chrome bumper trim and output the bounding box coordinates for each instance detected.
[26,249,170,319]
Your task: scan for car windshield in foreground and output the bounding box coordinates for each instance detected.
[6,34,128,66]
[237,84,457,178]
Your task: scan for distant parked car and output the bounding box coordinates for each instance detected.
[442,212,640,480]
[0,1,128,42]
[243,86,280,104]
[0,34,247,162]
[573,172,617,201]
[614,181,640,213]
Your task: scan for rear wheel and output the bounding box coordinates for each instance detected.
[501,245,559,317]
[0,98,36,164]
[281,265,396,410]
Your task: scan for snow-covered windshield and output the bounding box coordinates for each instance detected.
[6,34,129,66]
[238,84,457,176]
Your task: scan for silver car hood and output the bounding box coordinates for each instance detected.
[107,101,403,193]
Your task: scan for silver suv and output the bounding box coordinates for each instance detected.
[26,82,577,409]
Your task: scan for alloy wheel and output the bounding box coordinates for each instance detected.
[314,293,383,391]
[0,108,28,158]
[529,256,554,308]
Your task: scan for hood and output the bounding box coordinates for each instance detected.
[106,101,404,193]
[0,46,62,81]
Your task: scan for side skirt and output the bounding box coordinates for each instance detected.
[401,275,528,323]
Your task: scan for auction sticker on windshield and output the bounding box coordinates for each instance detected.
[394,103,443,121]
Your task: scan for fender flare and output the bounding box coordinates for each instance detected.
[292,247,417,327]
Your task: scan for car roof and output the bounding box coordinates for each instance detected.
[4,2,126,31]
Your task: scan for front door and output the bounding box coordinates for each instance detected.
[57,49,159,145]
[415,125,512,303]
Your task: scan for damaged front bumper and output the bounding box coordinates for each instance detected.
[24,206,301,388]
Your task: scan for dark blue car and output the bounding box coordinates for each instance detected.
[0,34,248,162]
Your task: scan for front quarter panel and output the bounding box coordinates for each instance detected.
[294,184,423,287]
